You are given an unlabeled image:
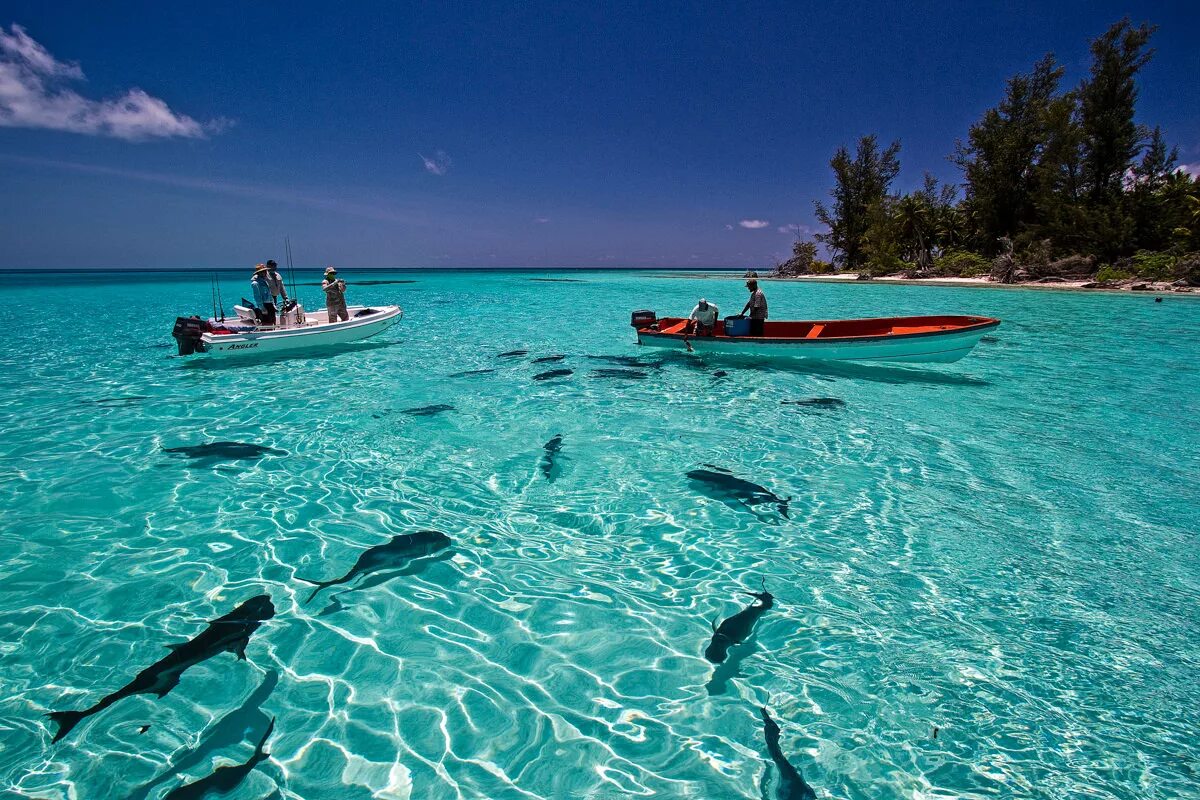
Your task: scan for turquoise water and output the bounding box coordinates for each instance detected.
[0,270,1197,799]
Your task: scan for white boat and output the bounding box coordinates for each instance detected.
[171,303,403,358]
[631,311,999,364]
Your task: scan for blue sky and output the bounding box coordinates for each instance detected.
[1,1,1197,269]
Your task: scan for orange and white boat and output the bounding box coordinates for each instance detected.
[631,312,999,364]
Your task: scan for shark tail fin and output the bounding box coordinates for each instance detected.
[255,717,276,759]
[46,709,86,743]
[778,498,791,519]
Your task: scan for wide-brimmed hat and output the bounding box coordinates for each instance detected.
[254,263,268,274]
[324,266,337,275]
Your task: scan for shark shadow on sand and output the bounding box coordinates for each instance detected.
[315,549,455,616]
[127,669,279,800]
[161,717,276,800]
[705,636,761,696]
[760,707,817,800]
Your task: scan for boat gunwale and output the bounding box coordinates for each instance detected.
[637,315,1000,345]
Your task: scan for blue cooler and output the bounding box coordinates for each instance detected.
[724,316,750,337]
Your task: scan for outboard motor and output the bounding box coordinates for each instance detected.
[171,316,209,356]
[630,310,656,330]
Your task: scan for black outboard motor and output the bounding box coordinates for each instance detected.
[172,316,209,355]
[630,310,656,329]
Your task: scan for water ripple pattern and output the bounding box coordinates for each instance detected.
[0,270,1197,799]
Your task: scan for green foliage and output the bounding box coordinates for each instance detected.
[1131,250,1176,281]
[954,54,1063,254]
[814,135,902,270]
[1080,20,1155,203]
[1095,266,1133,282]
[933,250,991,277]
[1128,130,1189,252]
[1029,92,1087,253]
[860,197,908,275]
[1074,19,1157,261]
[800,19,1195,280]
[1170,186,1200,251]
[791,239,818,268]
[773,238,829,276]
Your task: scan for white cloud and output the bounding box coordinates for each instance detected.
[724,224,733,230]
[739,219,770,229]
[419,150,452,175]
[1178,163,1200,177]
[533,216,550,223]
[0,24,221,140]
[777,223,813,236]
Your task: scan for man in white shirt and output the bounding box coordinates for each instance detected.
[265,260,288,306]
[689,298,719,335]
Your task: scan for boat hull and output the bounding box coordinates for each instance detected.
[198,305,403,358]
[636,315,999,364]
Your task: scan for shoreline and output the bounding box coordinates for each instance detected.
[651,271,1199,296]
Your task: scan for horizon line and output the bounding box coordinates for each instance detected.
[4,265,756,273]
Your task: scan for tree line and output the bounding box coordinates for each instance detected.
[777,19,1200,285]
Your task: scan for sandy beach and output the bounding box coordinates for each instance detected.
[654,271,1199,296]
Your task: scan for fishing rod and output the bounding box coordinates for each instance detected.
[285,235,297,297]
[284,235,303,324]
[210,273,217,321]
[214,271,226,322]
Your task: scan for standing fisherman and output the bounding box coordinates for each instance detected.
[265,260,288,307]
[321,267,349,323]
[740,279,768,336]
[250,263,277,326]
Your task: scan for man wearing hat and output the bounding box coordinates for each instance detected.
[321,267,349,323]
[688,297,719,336]
[250,263,277,326]
[265,260,288,308]
[740,279,768,336]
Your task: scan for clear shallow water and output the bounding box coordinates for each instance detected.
[0,270,1197,800]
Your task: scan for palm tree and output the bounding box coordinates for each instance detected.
[1173,193,1200,248]
[894,194,933,272]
